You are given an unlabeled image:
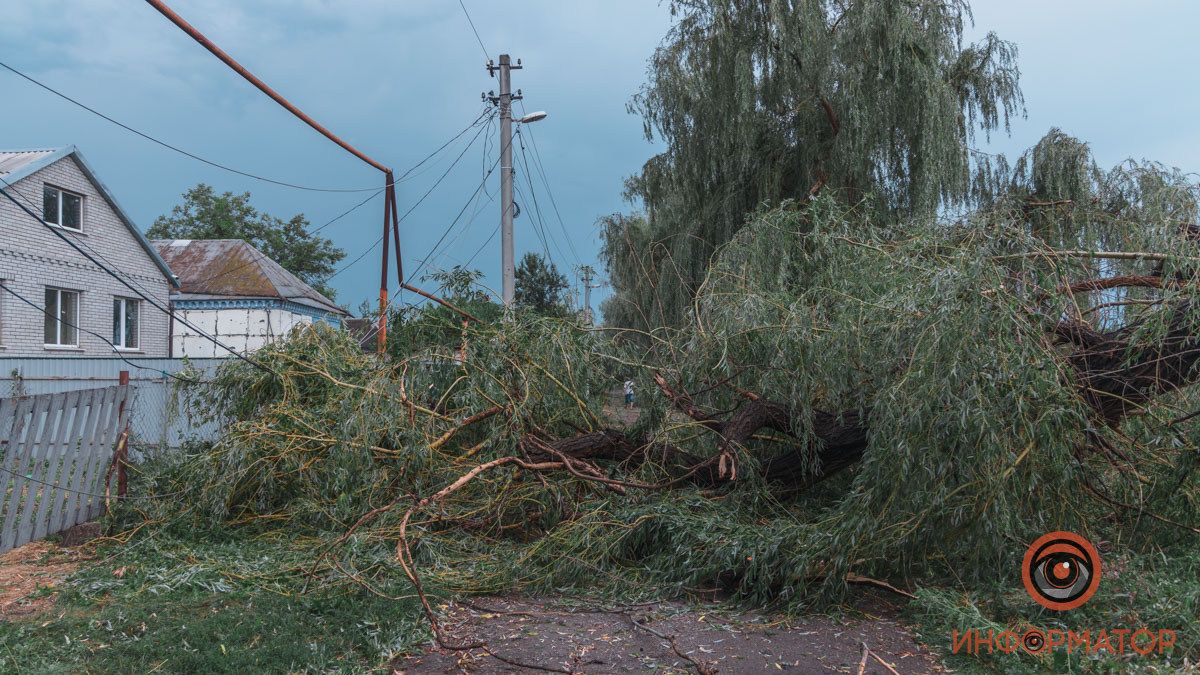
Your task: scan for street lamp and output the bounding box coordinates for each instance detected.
[516,110,548,124]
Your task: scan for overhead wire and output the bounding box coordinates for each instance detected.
[0,282,207,385]
[354,116,502,345]
[325,110,495,282]
[514,182,556,264]
[518,101,583,266]
[406,152,502,283]
[514,130,567,266]
[0,59,383,193]
[0,179,272,373]
[457,0,491,61]
[185,107,493,289]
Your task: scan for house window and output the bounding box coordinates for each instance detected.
[44,287,80,347]
[113,297,139,350]
[42,185,83,231]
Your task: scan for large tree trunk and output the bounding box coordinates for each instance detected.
[538,301,1200,492]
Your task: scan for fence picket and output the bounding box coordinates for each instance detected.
[0,387,130,552]
[1,395,48,552]
[14,393,67,548]
[31,390,80,541]
[77,387,118,524]
[60,387,108,531]
[48,388,96,535]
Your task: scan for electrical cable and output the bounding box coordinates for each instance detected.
[0,59,383,193]
[324,114,493,282]
[457,0,490,61]
[518,101,583,266]
[514,134,565,264]
[405,153,502,283]
[0,464,189,502]
[0,282,209,385]
[514,183,556,264]
[180,107,494,289]
[0,180,272,373]
[463,223,501,269]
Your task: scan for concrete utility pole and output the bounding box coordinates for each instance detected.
[488,55,522,307]
[579,265,602,325]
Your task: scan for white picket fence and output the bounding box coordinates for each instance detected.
[0,386,131,554]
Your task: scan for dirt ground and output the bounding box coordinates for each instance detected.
[0,523,99,620]
[394,592,944,674]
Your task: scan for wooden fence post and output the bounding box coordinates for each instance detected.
[117,370,129,499]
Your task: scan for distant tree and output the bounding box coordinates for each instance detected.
[147,184,346,299]
[514,252,569,316]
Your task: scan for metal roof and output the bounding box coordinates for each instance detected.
[0,146,179,287]
[0,149,60,177]
[151,239,348,316]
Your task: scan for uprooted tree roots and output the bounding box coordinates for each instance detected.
[129,200,1200,669]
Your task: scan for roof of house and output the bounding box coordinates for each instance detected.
[151,239,348,316]
[0,146,179,287]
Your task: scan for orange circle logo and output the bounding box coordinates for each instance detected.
[1021,531,1101,611]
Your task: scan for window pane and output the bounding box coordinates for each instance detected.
[60,291,77,346]
[44,289,58,344]
[43,186,59,225]
[61,192,82,230]
[113,299,122,346]
[125,300,138,349]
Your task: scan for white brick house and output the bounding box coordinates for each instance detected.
[0,147,177,357]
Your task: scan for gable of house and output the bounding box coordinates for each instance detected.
[0,147,175,356]
[0,147,177,284]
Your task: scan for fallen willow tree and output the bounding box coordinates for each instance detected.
[127,178,1200,665]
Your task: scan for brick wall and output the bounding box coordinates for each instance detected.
[0,155,172,357]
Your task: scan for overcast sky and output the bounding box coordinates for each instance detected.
[3,1,1198,314]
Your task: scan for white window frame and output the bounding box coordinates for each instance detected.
[44,287,81,348]
[112,296,141,351]
[42,184,84,232]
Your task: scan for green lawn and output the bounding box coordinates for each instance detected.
[0,533,428,674]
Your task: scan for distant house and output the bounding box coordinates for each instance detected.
[0,146,177,357]
[151,239,348,358]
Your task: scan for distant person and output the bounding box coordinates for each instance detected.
[623,379,635,409]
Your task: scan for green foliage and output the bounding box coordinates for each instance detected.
[147,184,346,299]
[514,252,570,317]
[608,0,1024,329]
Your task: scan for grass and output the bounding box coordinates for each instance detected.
[0,531,429,674]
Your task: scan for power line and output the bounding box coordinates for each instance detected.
[457,0,490,61]
[185,108,494,289]
[325,114,494,282]
[0,282,206,385]
[517,101,582,266]
[406,152,502,283]
[464,224,501,268]
[514,132,569,267]
[0,59,384,193]
[514,183,556,265]
[0,464,188,502]
[0,180,272,374]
